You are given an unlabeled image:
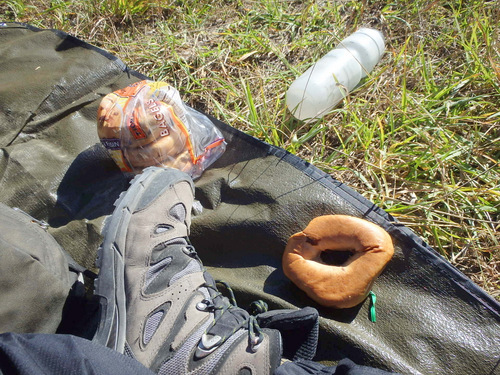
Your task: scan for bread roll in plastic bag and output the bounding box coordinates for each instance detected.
[97,80,226,179]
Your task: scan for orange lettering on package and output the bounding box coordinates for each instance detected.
[127,112,147,140]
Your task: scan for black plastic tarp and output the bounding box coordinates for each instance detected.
[0,23,499,375]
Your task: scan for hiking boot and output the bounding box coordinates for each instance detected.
[93,166,282,374]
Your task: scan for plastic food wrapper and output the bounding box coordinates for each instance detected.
[97,80,226,179]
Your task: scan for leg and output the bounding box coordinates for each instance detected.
[0,203,74,334]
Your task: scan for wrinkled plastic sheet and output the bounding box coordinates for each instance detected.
[0,23,499,375]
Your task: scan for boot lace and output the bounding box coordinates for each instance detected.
[183,244,267,355]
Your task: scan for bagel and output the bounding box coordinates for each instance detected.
[97,93,124,140]
[119,85,188,148]
[97,91,188,147]
[97,80,192,172]
[170,150,193,173]
[282,215,394,309]
[123,128,188,169]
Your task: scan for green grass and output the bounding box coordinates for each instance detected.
[4,0,499,299]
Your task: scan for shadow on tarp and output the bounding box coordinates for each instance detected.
[50,143,130,228]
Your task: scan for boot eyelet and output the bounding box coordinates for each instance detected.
[196,299,213,311]
[250,338,263,353]
[182,245,197,256]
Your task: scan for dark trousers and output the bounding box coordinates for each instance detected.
[0,333,154,375]
[0,332,396,375]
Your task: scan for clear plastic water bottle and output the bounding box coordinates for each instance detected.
[286,28,385,121]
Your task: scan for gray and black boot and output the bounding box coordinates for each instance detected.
[93,166,282,374]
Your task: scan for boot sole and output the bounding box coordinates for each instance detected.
[92,166,195,352]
